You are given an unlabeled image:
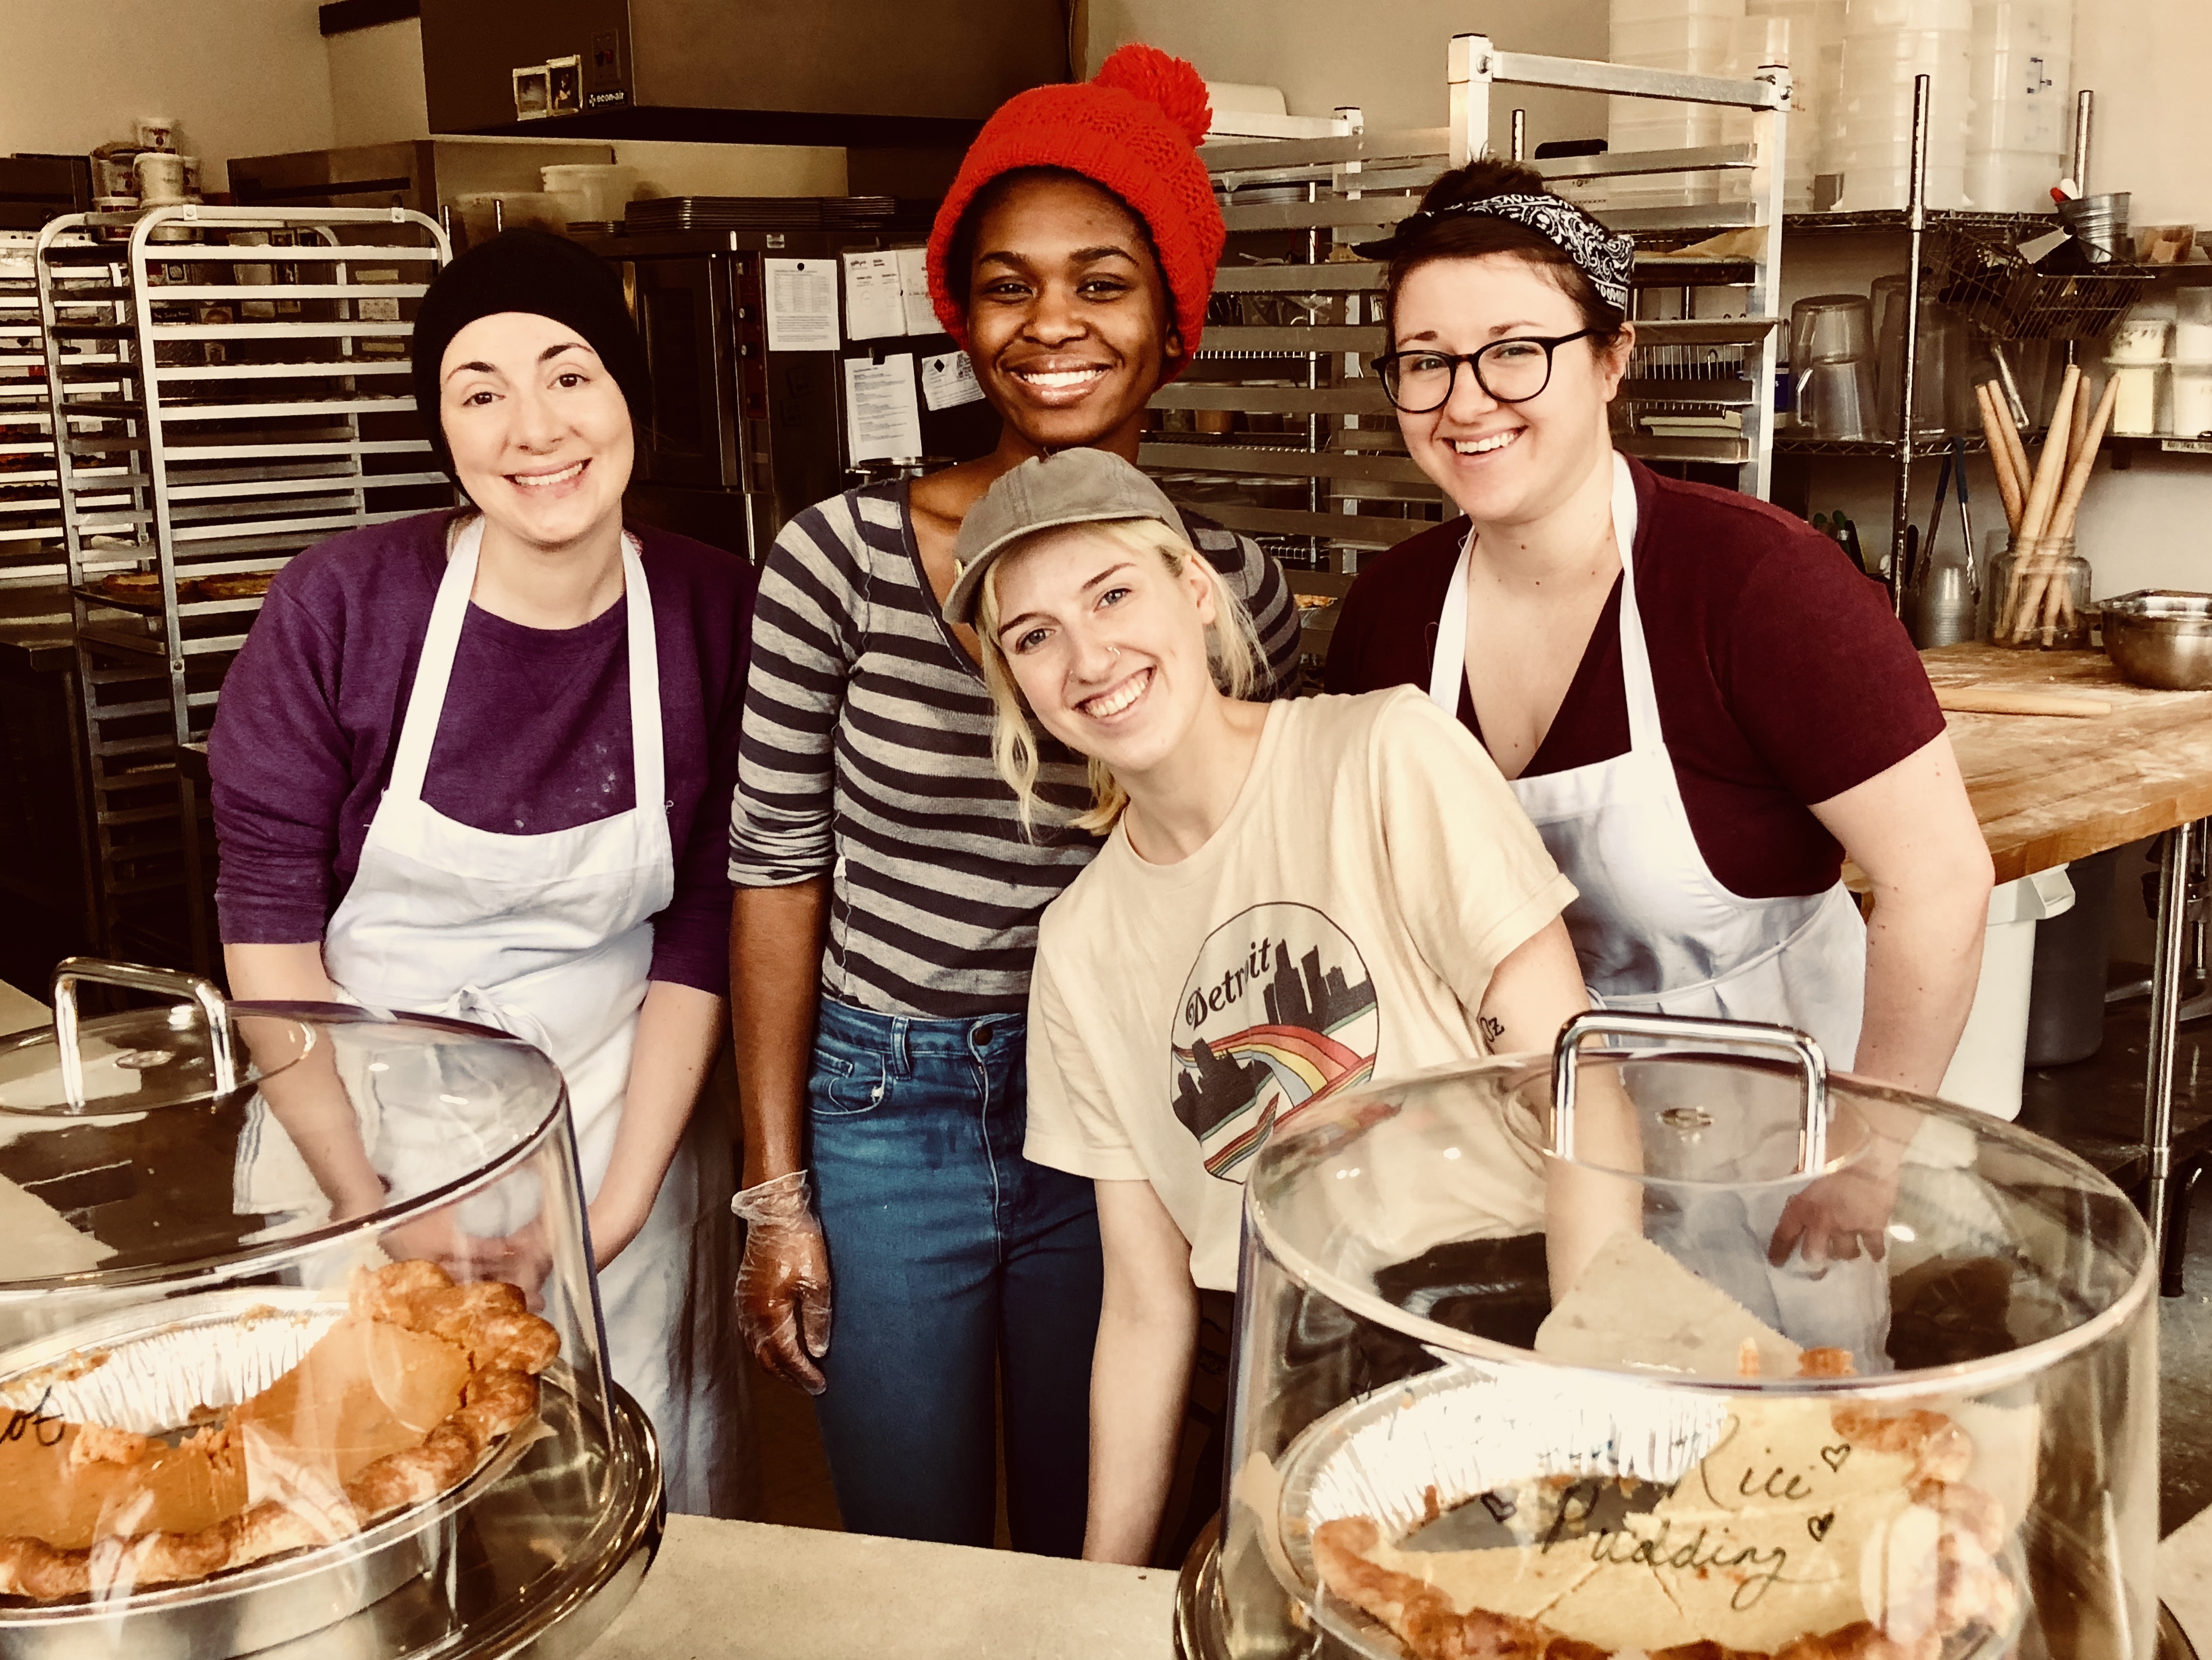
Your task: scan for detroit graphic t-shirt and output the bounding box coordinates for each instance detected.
[1025,687,1578,1290]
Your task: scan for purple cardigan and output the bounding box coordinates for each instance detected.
[208,510,753,995]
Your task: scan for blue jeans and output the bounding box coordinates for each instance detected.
[805,996,1103,1555]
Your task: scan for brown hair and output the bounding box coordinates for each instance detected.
[1382,158,1629,350]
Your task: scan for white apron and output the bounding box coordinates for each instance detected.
[319,516,744,1513]
[1433,454,1885,1359]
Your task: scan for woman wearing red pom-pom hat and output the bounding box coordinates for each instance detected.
[727,46,1301,1555]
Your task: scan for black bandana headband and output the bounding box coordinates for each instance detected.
[1357,192,1635,315]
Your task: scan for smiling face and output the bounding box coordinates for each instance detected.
[1391,253,1630,528]
[439,310,634,550]
[986,523,1219,780]
[962,172,1181,455]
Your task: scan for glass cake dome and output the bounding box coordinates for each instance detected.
[1191,1012,2156,1660]
[0,959,659,1658]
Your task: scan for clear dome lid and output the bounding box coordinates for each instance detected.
[1218,1013,2160,1660]
[0,960,637,1648]
[0,959,568,1290]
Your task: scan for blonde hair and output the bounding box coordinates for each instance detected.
[975,517,1266,836]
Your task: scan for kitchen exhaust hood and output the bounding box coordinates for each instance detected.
[419,0,1071,148]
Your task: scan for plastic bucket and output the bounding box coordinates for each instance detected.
[1938,866,2076,1119]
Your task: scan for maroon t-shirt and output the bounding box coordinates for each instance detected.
[1324,459,1944,900]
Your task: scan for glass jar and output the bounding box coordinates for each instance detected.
[1196,1013,2156,1660]
[0,960,657,1654]
[1988,532,2091,648]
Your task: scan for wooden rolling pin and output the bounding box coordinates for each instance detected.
[1936,687,2111,718]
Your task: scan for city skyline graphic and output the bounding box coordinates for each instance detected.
[1170,905,1379,1181]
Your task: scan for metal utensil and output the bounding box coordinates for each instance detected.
[2103,591,2212,689]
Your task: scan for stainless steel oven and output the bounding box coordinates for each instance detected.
[612,230,998,562]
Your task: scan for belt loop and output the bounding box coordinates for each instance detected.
[889,1016,911,1078]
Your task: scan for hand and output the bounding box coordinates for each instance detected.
[382,1207,545,1297]
[1768,1161,1903,1270]
[731,1171,833,1395]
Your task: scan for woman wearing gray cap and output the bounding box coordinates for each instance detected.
[949,447,1620,1566]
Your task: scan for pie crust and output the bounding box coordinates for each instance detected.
[1311,1400,2014,1660]
[0,1260,559,1602]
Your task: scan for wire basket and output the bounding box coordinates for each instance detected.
[1935,227,2157,341]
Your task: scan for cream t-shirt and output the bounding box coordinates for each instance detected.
[1025,687,1580,1290]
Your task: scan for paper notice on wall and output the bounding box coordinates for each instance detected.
[842,251,907,341]
[844,353,925,463]
[896,246,939,336]
[920,351,984,411]
[764,257,839,351]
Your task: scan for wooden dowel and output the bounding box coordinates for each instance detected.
[1936,687,2111,717]
[2050,373,2122,543]
[2020,364,2081,542]
[1977,381,2024,535]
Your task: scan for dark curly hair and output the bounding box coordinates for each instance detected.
[1382,158,1629,351]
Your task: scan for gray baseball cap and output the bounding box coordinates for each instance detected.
[943,448,1188,627]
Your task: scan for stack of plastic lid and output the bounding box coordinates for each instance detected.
[1608,0,1746,207]
[1745,0,1845,202]
[1964,0,2073,212]
[1834,0,1972,210]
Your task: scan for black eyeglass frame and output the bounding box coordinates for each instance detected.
[1370,328,1599,413]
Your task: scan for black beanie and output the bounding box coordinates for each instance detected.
[410,228,650,482]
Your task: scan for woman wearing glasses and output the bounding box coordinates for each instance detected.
[1327,158,1993,1272]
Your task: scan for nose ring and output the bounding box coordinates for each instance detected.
[1110,646,1120,660]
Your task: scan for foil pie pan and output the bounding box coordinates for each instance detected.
[0,1287,539,1660]
[1271,1364,2025,1660]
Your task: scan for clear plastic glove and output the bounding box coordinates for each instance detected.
[732,1171,832,1396]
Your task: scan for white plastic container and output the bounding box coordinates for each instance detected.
[2108,360,2165,435]
[2175,288,2212,362]
[539,163,642,225]
[1938,866,2074,1119]
[2171,362,2212,438]
[1965,0,2072,211]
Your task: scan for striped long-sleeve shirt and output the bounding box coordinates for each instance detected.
[729,479,1302,1018]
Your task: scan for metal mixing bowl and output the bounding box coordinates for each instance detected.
[2103,591,2212,690]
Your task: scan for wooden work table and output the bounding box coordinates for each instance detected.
[1921,642,2212,1285]
[1925,644,2212,884]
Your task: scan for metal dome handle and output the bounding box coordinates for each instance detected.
[50,957,238,1109]
[1550,1010,1830,1177]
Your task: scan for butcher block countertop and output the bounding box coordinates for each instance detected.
[1924,644,2212,883]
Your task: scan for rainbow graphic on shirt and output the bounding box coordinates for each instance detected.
[1170,904,1380,1181]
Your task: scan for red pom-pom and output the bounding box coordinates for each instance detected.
[1093,43,1212,148]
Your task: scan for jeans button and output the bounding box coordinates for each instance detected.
[974,1024,992,1046]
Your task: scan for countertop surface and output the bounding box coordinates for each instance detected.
[1926,644,2212,882]
[581,1516,1176,1660]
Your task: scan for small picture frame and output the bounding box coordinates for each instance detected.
[547,56,582,116]
[512,65,551,122]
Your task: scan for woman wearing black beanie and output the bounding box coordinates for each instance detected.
[208,229,755,1516]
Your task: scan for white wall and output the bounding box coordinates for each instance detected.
[3,0,334,192]
[1080,0,1610,154]
[2072,0,2212,224]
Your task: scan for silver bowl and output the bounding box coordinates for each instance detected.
[2103,591,2212,690]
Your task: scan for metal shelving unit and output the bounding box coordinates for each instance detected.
[1149,31,1792,638]
[32,205,451,965]
[0,239,66,586]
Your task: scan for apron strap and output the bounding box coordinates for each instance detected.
[387,516,485,805]
[1427,452,1649,746]
[389,519,663,810]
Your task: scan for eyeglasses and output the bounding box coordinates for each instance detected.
[1371,329,1598,413]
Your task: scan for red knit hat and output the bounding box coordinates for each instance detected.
[926,44,1221,371]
